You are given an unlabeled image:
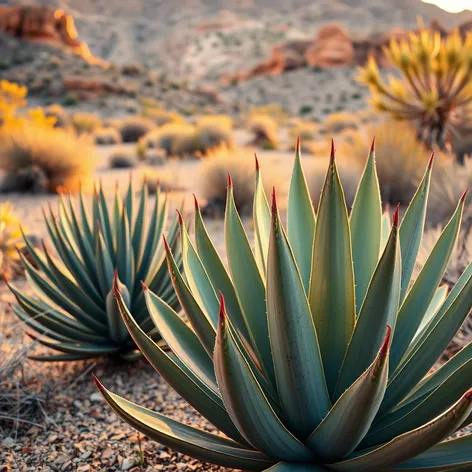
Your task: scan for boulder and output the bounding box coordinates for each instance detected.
[305,24,354,68]
[0,6,94,61]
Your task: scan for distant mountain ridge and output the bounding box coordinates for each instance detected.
[6,0,472,83]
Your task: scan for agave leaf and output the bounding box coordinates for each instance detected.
[194,197,251,344]
[350,139,382,312]
[335,208,401,400]
[264,463,329,471]
[391,195,465,372]
[124,178,134,229]
[412,285,448,344]
[116,209,135,291]
[267,190,330,437]
[132,182,147,267]
[381,211,392,252]
[214,295,315,461]
[41,242,105,320]
[95,226,115,297]
[28,333,121,356]
[308,146,356,395]
[106,276,131,343]
[382,265,472,414]
[307,326,391,460]
[253,156,271,276]
[29,353,98,361]
[287,139,316,292]
[225,182,274,380]
[330,390,472,472]
[19,252,108,336]
[94,377,273,471]
[163,237,216,356]
[114,284,246,444]
[78,185,93,243]
[405,341,472,406]
[98,183,114,254]
[387,435,472,470]
[143,285,218,394]
[363,356,472,447]
[180,217,219,328]
[398,156,433,303]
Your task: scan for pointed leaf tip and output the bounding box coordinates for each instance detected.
[255,153,260,171]
[330,138,335,163]
[162,234,171,253]
[140,280,148,292]
[271,187,277,214]
[380,325,392,355]
[460,188,469,203]
[218,291,226,328]
[428,152,434,169]
[466,388,472,400]
[296,135,301,153]
[193,193,200,211]
[176,210,183,225]
[92,374,105,392]
[227,173,232,188]
[370,136,375,153]
[392,204,400,228]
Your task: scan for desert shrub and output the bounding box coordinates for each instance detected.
[201,156,255,216]
[429,156,472,225]
[0,125,96,193]
[44,104,68,128]
[248,103,288,124]
[248,115,279,149]
[118,116,155,143]
[0,202,24,278]
[342,120,432,204]
[323,112,358,134]
[140,124,195,157]
[71,112,102,134]
[142,108,185,127]
[93,127,122,145]
[196,117,234,151]
[109,148,137,168]
[304,154,362,209]
[288,121,318,142]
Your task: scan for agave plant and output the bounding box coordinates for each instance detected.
[358,28,472,154]
[95,139,472,471]
[7,180,180,361]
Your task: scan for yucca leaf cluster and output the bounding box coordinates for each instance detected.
[96,140,472,471]
[8,181,180,361]
[358,28,472,152]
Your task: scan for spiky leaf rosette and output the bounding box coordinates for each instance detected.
[7,180,181,361]
[96,140,472,470]
[358,28,472,151]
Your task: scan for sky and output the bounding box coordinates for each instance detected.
[422,0,472,13]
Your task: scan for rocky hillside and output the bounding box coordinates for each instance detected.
[7,0,472,84]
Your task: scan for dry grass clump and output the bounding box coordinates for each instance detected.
[0,203,24,279]
[288,121,318,142]
[429,157,472,225]
[342,120,432,204]
[304,154,363,210]
[118,116,156,143]
[142,123,196,157]
[71,112,102,134]
[322,112,358,134]
[44,104,68,128]
[248,115,279,150]
[0,314,46,434]
[142,108,185,127]
[196,117,234,151]
[0,125,96,193]
[109,147,137,168]
[248,104,289,125]
[93,127,122,145]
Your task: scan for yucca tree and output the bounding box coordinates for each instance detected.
[358,28,472,155]
[96,139,472,471]
[7,180,181,361]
